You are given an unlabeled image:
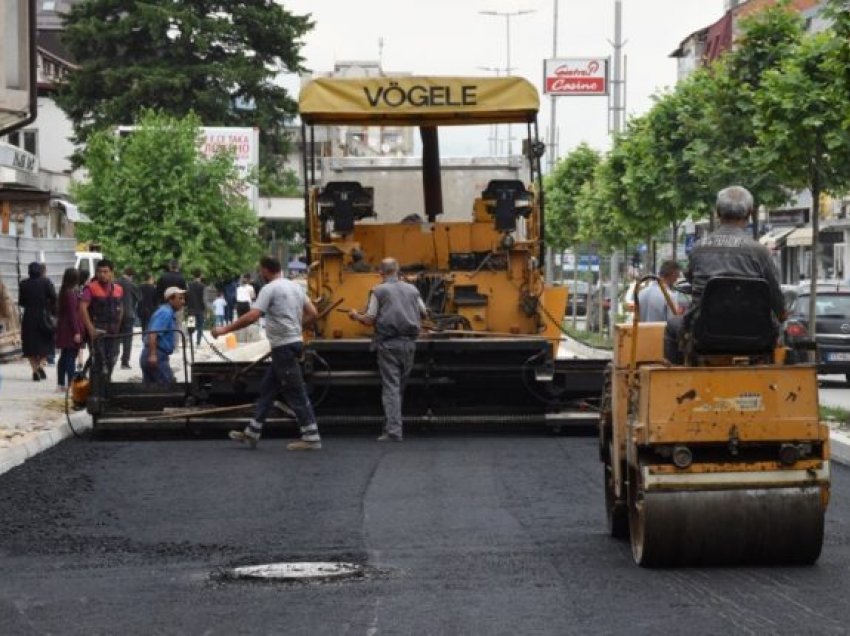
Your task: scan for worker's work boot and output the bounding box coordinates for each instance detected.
[377,433,403,442]
[286,439,322,451]
[229,424,262,449]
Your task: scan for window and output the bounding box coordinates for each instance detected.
[42,0,56,10]
[7,129,37,155]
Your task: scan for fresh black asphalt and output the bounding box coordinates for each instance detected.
[1,432,849,634]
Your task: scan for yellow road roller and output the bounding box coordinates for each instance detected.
[600,275,830,566]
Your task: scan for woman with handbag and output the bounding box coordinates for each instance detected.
[18,261,57,382]
[55,268,83,392]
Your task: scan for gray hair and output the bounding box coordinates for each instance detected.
[379,258,399,276]
[716,186,753,219]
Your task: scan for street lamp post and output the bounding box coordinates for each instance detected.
[479,9,534,155]
[477,65,501,155]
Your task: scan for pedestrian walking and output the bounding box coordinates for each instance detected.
[212,291,227,327]
[211,256,322,451]
[223,277,237,323]
[155,259,187,304]
[18,261,57,382]
[116,266,141,369]
[187,269,206,346]
[137,273,157,331]
[140,287,186,385]
[80,259,124,376]
[235,274,255,318]
[55,268,84,392]
[349,257,427,441]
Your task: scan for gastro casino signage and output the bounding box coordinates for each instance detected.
[543,58,610,96]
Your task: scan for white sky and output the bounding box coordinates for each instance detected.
[279,0,724,159]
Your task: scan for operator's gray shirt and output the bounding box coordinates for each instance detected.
[638,282,672,322]
[253,277,306,347]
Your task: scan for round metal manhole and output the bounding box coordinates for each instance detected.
[227,562,362,581]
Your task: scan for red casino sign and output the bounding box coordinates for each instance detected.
[543,58,609,96]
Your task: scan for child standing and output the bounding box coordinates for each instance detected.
[212,292,227,327]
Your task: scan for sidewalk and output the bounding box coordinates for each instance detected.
[0,328,268,476]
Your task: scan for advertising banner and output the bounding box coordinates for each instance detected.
[543,58,609,96]
[199,127,260,213]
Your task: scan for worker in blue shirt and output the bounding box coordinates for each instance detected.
[140,286,186,384]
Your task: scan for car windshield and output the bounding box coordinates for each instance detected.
[793,293,850,318]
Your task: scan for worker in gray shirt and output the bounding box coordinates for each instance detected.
[349,258,427,442]
[212,255,321,451]
[638,260,681,322]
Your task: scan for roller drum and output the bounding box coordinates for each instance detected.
[629,486,824,567]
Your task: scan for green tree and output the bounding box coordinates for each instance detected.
[575,140,641,251]
[683,4,805,213]
[754,26,850,329]
[544,143,600,250]
[73,110,262,281]
[619,94,712,259]
[56,0,313,162]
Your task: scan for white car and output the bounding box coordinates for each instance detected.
[75,251,103,280]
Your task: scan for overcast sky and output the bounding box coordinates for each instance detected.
[280,0,725,158]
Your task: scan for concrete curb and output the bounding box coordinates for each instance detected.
[0,410,92,477]
[830,428,850,467]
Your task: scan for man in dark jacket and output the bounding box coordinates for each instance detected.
[155,259,187,304]
[664,185,784,363]
[186,269,207,346]
[116,266,141,369]
[137,273,157,331]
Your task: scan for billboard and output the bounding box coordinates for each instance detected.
[118,125,260,213]
[543,58,609,96]
[199,127,260,213]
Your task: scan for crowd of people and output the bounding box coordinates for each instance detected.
[12,258,268,393]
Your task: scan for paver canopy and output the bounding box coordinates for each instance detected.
[299,76,539,126]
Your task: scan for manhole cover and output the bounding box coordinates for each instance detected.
[228,562,362,581]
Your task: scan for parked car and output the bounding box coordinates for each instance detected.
[563,280,589,317]
[783,281,850,383]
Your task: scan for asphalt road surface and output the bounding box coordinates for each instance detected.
[1,431,849,635]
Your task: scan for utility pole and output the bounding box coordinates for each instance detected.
[545,0,559,284]
[548,0,558,173]
[478,66,502,155]
[608,0,624,336]
[479,9,534,155]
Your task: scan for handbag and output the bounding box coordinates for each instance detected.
[40,308,57,333]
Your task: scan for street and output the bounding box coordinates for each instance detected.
[1,431,849,634]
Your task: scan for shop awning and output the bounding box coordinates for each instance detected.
[759,227,795,249]
[785,226,813,247]
[53,199,91,223]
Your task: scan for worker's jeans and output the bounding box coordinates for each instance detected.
[255,342,319,440]
[376,339,416,438]
[140,348,174,385]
